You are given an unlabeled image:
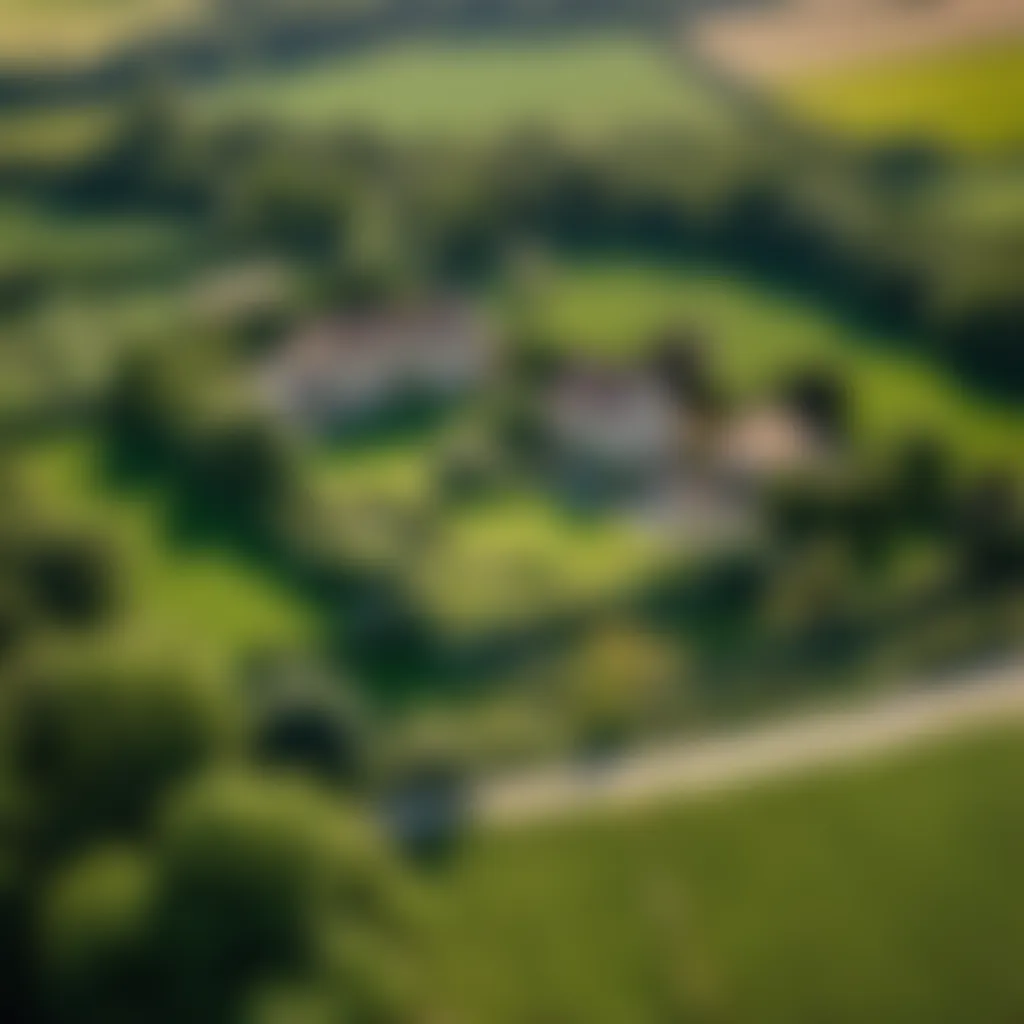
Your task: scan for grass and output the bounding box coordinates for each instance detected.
[779,40,1024,154]
[517,257,1024,465]
[17,438,315,667]
[411,496,663,638]
[920,166,1024,242]
[437,722,1024,1024]
[0,106,118,167]
[198,33,732,141]
[312,415,664,639]
[0,201,194,282]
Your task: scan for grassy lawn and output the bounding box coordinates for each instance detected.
[437,722,1024,1023]
[410,496,662,638]
[17,438,315,667]
[198,34,732,141]
[778,40,1024,154]
[517,258,1024,465]
[313,419,664,639]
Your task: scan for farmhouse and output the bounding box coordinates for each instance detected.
[543,363,693,497]
[261,301,496,432]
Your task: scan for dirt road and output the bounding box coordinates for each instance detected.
[478,661,1024,828]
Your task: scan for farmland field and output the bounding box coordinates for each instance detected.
[695,0,1024,84]
[778,40,1024,153]
[519,258,1024,464]
[0,0,203,66]
[438,723,1024,1024]
[198,34,733,140]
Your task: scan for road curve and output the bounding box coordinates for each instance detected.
[477,660,1024,829]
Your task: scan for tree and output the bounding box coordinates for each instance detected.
[249,657,370,789]
[890,431,953,531]
[148,772,429,1024]
[36,775,433,1024]
[0,645,240,1024]
[837,474,896,569]
[782,366,850,444]
[102,349,196,467]
[767,475,836,548]
[40,847,157,1024]
[954,470,1024,592]
[6,645,240,854]
[3,644,437,1024]
[23,530,120,629]
[185,412,298,537]
[649,324,723,419]
[563,622,678,750]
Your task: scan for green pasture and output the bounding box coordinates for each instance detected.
[518,258,1024,464]
[198,34,732,141]
[438,722,1024,1024]
[779,41,1024,154]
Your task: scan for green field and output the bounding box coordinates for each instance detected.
[780,41,1024,153]
[438,723,1024,1023]
[199,34,732,140]
[519,258,1024,464]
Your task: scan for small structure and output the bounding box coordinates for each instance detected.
[543,364,692,499]
[715,405,825,494]
[261,301,496,433]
